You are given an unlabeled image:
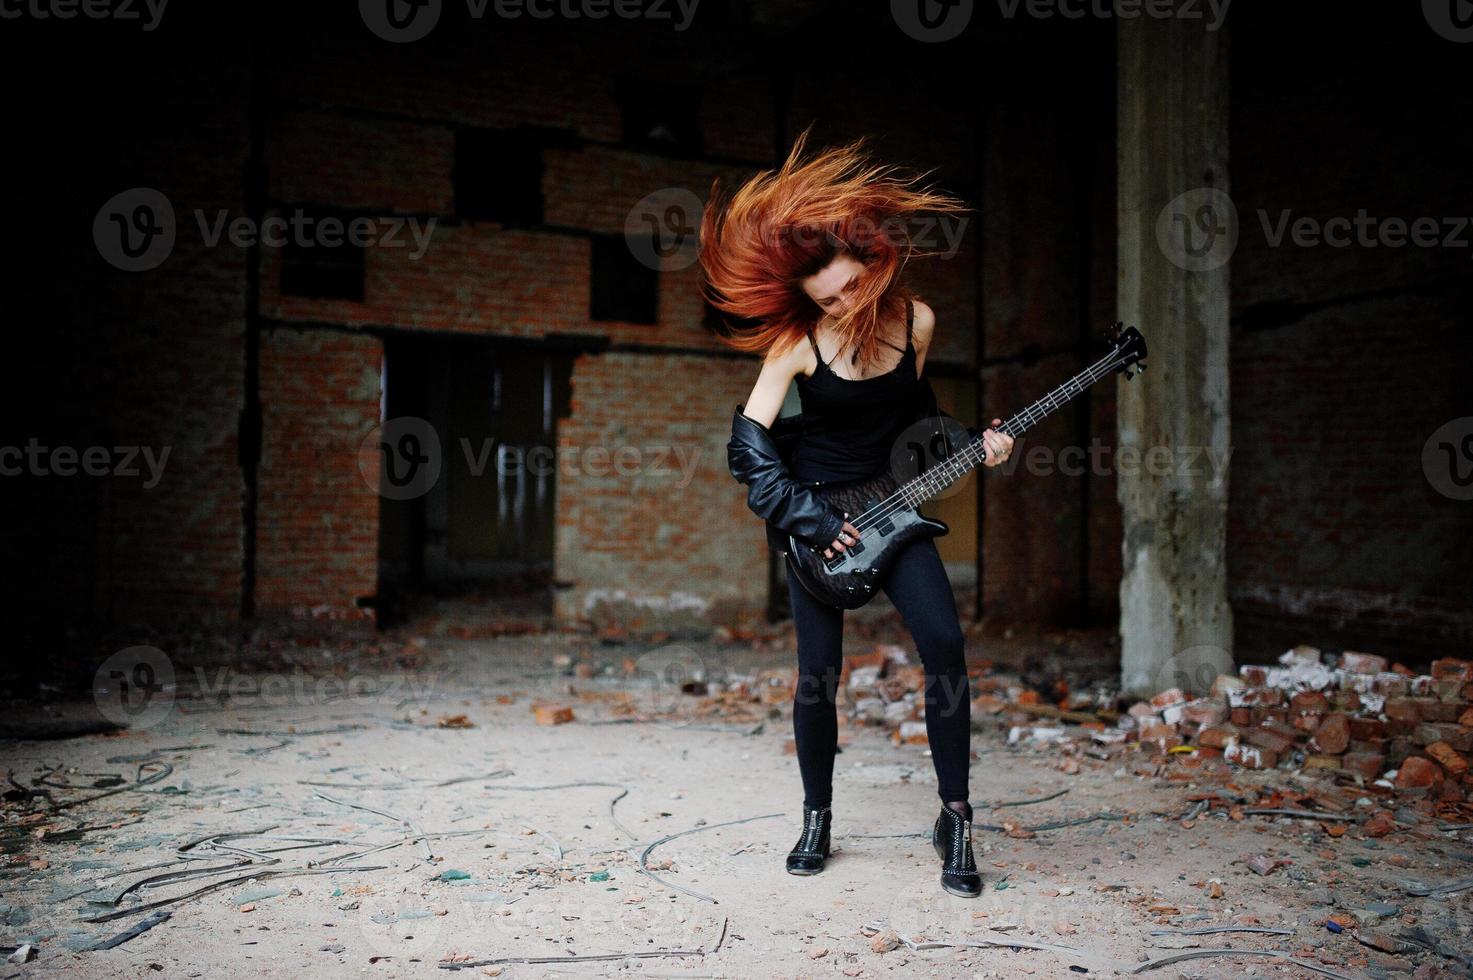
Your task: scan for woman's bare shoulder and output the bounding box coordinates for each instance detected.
[911,299,937,348]
[765,330,813,379]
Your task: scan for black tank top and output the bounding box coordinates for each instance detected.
[790,299,920,483]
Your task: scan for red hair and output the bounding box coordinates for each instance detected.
[698,126,969,374]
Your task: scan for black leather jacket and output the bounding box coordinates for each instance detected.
[726,374,959,555]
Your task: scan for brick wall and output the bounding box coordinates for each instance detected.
[555,351,766,632]
[1226,10,1473,658]
[255,329,383,625]
[3,19,250,635]
[248,9,983,634]
[17,4,1460,658]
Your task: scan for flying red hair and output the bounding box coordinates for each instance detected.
[698,126,969,374]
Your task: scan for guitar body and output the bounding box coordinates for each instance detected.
[783,468,949,610]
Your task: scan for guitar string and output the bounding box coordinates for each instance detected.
[833,346,1140,543]
[848,347,1134,534]
[848,347,1136,535]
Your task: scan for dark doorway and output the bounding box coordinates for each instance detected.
[377,335,573,627]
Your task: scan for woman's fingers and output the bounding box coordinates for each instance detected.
[823,519,863,558]
[980,427,1015,466]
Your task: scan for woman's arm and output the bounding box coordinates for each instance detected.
[739,337,805,429]
[912,298,936,378]
[728,338,860,556]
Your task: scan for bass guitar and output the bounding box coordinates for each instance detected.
[784,323,1148,609]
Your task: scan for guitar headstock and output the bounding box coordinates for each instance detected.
[1105,321,1148,380]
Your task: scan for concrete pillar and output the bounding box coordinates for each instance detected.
[1116,14,1234,697]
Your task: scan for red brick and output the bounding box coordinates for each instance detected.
[1310,713,1351,755]
[1394,756,1444,789]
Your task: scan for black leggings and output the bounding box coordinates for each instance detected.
[786,535,971,808]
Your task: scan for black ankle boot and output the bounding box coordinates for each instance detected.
[932,804,982,897]
[786,803,832,875]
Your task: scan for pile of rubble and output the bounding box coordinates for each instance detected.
[839,643,1473,799]
[1114,646,1472,798]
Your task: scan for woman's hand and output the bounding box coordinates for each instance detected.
[822,514,863,559]
[980,418,1015,468]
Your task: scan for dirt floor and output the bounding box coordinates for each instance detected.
[1,617,1470,979]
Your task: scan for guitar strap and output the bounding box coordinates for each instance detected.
[919,375,955,461]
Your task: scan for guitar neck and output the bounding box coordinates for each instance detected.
[901,347,1126,507]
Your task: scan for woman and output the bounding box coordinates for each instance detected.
[700,129,1015,898]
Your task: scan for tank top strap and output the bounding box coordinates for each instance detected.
[906,298,914,344]
[805,329,823,361]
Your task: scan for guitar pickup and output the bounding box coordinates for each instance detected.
[845,540,865,557]
[875,519,894,536]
